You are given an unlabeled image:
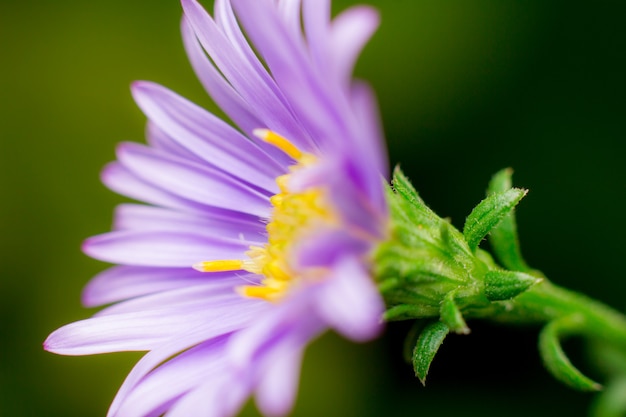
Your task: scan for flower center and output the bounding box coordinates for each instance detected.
[193,130,334,302]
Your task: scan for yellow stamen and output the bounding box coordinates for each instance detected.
[253,128,303,160]
[192,259,243,272]
[263,260,291,281]
[193,131,336,303]
[276,175,290,193]
[236,284,284,301]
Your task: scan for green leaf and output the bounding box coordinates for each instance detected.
[463,187,528,252]
[403,320,430,363]
[392,166,425,206]
[487,168,532,272]
[413,320,450,385]
[539,316,602,391]
[441,291,470,334]
[484,270,541,301]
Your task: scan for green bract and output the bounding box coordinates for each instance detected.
[374,167,626,415]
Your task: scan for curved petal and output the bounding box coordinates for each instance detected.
[46,291,264,356]
[277,0,303,37]
[132,81,285,191]
[181,0,312,147]
[45,311,202,355]
[255,341,303,417]
[165,371,249,417]
[146,121,202,162]
[113,338,230,417]
[330,6,380,86]
[82,265,243,307]
[302,0,331,73]
[228,292,324,370]
[117,142,272,217]
[102,162,208,214]
[350,81,388,177]
[113,203,266,243]
[314,256,384,342]
[181,17,263,137]
[107,301,269,417]
[92,280,242,317]
[231,0,349,153]
[213,0,280,99]
[83,230,250,267]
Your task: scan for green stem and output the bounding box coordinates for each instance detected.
[480,280,626,348]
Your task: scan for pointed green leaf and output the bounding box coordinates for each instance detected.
[413,321,450,385]
[484,270,542,301]
[487,169,532,272]
[403,320,430,363]
[390,167,441,227]
[488,168,514,194]
[539,317,602,391]
[441,291,470,334]
[392,166,425,206]
[463,188,528,252]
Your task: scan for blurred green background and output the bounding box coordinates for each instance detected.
[1,0,625,416]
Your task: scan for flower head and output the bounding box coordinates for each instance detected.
[45,0,388,415]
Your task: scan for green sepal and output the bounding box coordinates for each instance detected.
[463,188,528,252]
[539,316,602,391]
[392,166,427,207]
[413,320,450,385]
[383,304,440,321]
[403,320,430,363]
[484,270,541,301]
[441,291,470,334]
[487,168,532,272]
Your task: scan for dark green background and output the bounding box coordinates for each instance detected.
[1,0,624,416]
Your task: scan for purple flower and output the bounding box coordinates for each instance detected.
[45,0,388,415]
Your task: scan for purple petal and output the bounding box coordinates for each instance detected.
[45,312,200,355]
[303,0,331,72]
[349,80,389,200]
[294,229,369,269]
[255,341,303,417]
[116,142,271,217]
[165,371,249,417]
[228,292,324,370]
[46,289,264,356]
[91,279,242,317]
[102,162,209,214]
[146,122,202,162]
[82,265,241,307]
[231,0,349,153]
[112,338,229,417]
[112,203,266,243]
[277,0,303,37]
[213,0,280,100]
[181,17,263,138]
[314,256,384,342]
[330,6,380,86]
[181,0,313,148]
[328,157,389,238]
[107,301,268,417]
[83,230,249,267]
[132,81,285,191]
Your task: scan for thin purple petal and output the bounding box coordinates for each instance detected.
[314,256,384,342]
[82,265,246,308]
[132,81,285,191]
[116,142,272,217]
[83,230,249,267]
